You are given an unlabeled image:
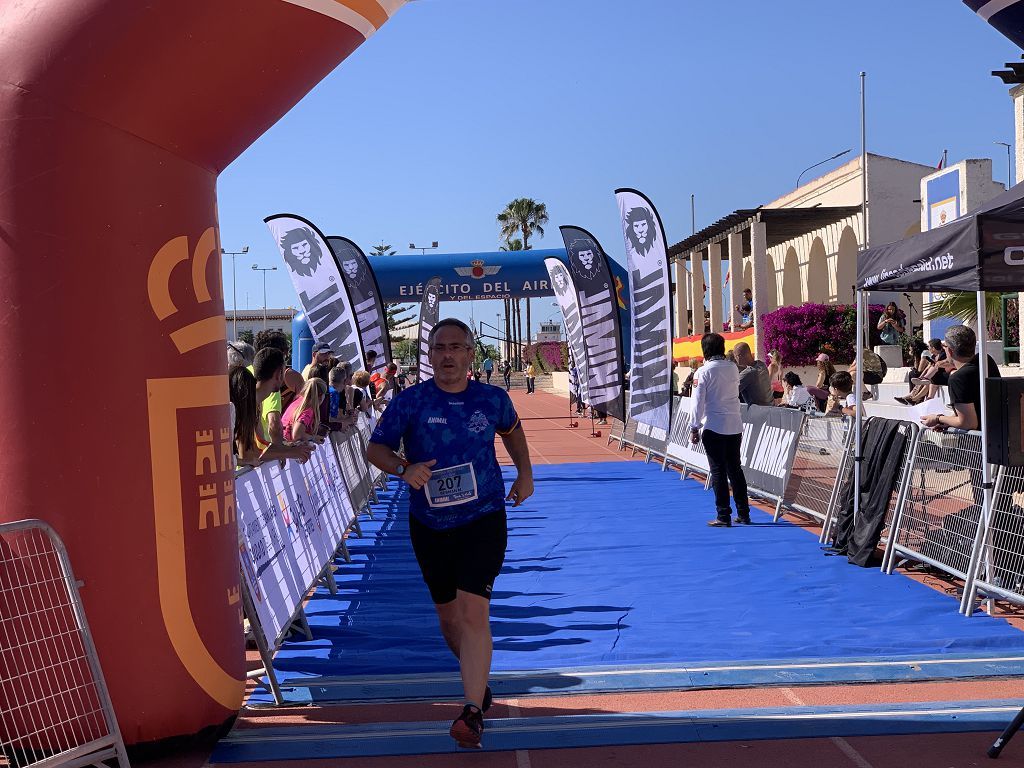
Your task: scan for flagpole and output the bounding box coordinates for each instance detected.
[854,70,867,530]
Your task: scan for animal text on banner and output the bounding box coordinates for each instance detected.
[544,257,590,406]
[615,189,672,432]
[327,236,393,373]
[265,214,365,371]
[418,276,442,382]
[663,397,805,498]
[559,225,626,421]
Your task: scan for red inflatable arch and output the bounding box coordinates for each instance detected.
[0,0,406,745]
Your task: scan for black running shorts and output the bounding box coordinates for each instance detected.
[408,509,508,604]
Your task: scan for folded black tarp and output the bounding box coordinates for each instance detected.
[832,418,910,567]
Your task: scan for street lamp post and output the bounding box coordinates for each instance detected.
[251,264,277,330]
[409,241,439,256]
[221,246,249,339]
[796,148,853,188]
[996,141,1014,188]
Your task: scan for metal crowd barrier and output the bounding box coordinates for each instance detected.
[882,428,983,580]
[238,422,381,705]
[963,464,1024,615]
[0,520,130,768]
[817,418,919,555]
[783,415,851,526]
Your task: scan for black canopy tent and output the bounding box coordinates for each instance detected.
[852,181,1024,615]
[857,180,1024,293]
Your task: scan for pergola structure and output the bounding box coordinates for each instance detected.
[667,205,862,354]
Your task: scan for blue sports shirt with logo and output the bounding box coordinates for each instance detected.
[370,379,520,530]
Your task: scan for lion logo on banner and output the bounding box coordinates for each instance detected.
[279,227,323,277]
[569,238,601,282]
[624,206,657,257]
[550,263,571,297]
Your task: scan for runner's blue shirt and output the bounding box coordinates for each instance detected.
[370,379,520,530]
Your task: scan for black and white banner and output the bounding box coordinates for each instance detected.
[560,225,626,422]
[544,257,590,406]
[418,276,442,382]
[327,236,392,373]
[738,405,804,497]
[265,214,364,371]
[615,188,672,432]
[663,397,805,499]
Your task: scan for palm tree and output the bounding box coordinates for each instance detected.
[499,238,524,363]
[924,292,1003,338]
[497,199,548,250]
[497,199,549,362]
[370,242,395,256]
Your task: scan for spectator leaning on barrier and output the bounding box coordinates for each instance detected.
[302,341,333,380]
[328,364,350,430]
[364,350,379,394]
[353,369,373,405]
[253,347,286,445]
[254,329,304,411]
[371,362,401,403]
[307,362,333,435]
[229,365,314,467]
[283,378,327,443]
[733,342,773,406]
[689,332,751,527]
[827,370,856,417]
[919,324,1000,432]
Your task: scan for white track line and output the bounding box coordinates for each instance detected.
[782,688,875,768]
[506,698,533,768]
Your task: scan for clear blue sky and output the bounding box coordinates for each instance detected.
[217,0,1020,335]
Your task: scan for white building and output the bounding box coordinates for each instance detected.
[534,322,562,343]
[668,153,946,356]
[225,308,297,342]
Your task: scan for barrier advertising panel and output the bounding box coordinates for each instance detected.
[236,469,303,645]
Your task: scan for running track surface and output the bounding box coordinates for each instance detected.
[180,390,1024,768]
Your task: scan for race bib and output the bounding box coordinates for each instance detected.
[425,462,479,508]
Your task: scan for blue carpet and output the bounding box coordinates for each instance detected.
[263,462,1024,689]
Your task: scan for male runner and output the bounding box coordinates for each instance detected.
[366,318,534,749]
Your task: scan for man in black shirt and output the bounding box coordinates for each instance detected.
[920,325,1000,432]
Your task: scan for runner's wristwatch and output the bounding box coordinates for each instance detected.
[395,463,406,476]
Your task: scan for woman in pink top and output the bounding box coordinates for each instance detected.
[282,378,327,442]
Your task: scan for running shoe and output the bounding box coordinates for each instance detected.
[450,704,484,749]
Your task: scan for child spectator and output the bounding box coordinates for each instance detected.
[282,378,327,443]
[828,370,857,417]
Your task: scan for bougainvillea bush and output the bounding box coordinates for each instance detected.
[524,341,568,372]
[760,303,887,366]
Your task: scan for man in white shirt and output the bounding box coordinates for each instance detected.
[689,333,751,527]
